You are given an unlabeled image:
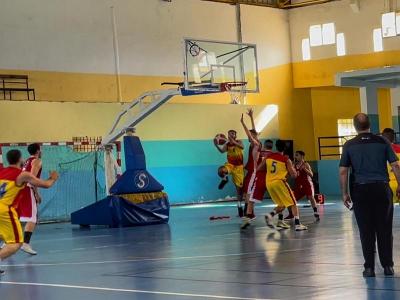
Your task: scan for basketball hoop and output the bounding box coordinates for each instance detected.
[220,82,247,105]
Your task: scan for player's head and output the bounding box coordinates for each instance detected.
[264,139,273,150]
[353,113,370,133]
[275,139,286,153]
[249,129,258,140]
[382,128,395,143]
[218,166,228,178]
[6,149,23,167]
[28,143,41,158]
[295,150,305,162]
[228,130,237,140]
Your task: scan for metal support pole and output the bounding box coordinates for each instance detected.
[110,6,123,103]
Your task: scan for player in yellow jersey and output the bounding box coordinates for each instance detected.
[257,140,308,231]
[214,129,245,216]
[382,128,400,203]
[0,149,58,275]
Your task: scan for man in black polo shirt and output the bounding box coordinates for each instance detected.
[339,113,400,277]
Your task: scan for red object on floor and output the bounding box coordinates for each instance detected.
[314,194,325,204]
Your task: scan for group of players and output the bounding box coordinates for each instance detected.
[214,109,320,231]
[0,145,58,274]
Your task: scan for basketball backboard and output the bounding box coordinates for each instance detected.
[183,38,259,93]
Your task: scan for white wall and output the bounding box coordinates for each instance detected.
[289,0,400,62]
[241,5,291,69]
[0,0,291,77]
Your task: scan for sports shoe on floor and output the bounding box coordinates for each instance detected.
[284,214,294,221]
[0,269,4,275]
[315,214,320,222]
[0,242,5,249]
[21,243,37,255]
[240,217,251,229]
[277,220,290,229]
[295,223,308,231]
[218,177,229,190]
[265,214,275,229]
[363,268,375,278]
[384,266,395,276]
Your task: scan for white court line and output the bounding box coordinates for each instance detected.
[0,281,274,300]
[1,248,314,268]
[34,235,112,243]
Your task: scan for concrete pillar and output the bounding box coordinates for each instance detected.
[360,86,379,133]
[391,88,400,132]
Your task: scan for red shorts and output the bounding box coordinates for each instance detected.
[243,169,257,194]
[294,182,314,201]
[249,172,266,202]
[17,185,38,223]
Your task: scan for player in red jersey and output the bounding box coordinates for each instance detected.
[241,139,274,229]
[241,109,260,219]
[0,149,58,275]
[18,143,43,255]
[382,128,400,203]
[285,150,320,222]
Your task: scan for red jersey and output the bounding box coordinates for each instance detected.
[23,156,42,180]
[295,161,313,187]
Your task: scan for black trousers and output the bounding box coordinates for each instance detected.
[351,182,394,269]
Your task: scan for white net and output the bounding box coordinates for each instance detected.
[222,82,247,105]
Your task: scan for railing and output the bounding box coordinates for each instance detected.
[318,132,400,160]
[318,135,355,160]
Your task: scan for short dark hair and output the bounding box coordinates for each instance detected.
[228,130,236,134]
[6,149,22,165]
[382,128,395,143]
[27,143,41,155]
[264,139,273,150]
[275,139,286,152]
[296,150,305,157]
[353,113,370,132]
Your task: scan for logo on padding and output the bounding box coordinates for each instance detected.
[134,172,149,189]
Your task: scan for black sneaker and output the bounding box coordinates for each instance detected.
[315,214,320,222]
[218,177,229,190]
[362,268,375,278]
[0,269,5,275]
[384,266,395,276]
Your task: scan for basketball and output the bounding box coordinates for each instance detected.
[214,133,227,145]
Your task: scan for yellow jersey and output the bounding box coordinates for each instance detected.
[0,167,24,208]
[227,143,243,166]
[266,152,289,182]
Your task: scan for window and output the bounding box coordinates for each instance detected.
[302,38,311,61]
[382,12,397,38]
[322,23,336,45]
[309,25,322,46]
[336,33,346,56]
[373,28,384,52]
[338,119,357,153]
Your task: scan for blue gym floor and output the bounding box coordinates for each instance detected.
[1,200,400,300]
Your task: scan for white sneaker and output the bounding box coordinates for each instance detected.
[277,220,290,229]
[21,243,37,255]
[0,242,5,249]
[295,223,308,231]
[265,214,275,229]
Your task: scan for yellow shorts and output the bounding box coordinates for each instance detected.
[266,180,296,208]
[389,180,399,203]
[0,205,23,244]
[224,163,244,188]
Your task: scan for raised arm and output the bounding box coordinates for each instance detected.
[17,171,59,189]
[228,135,244,150]
[247,108,256,131]
[241,114,258,146]
[286,159,298,178]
